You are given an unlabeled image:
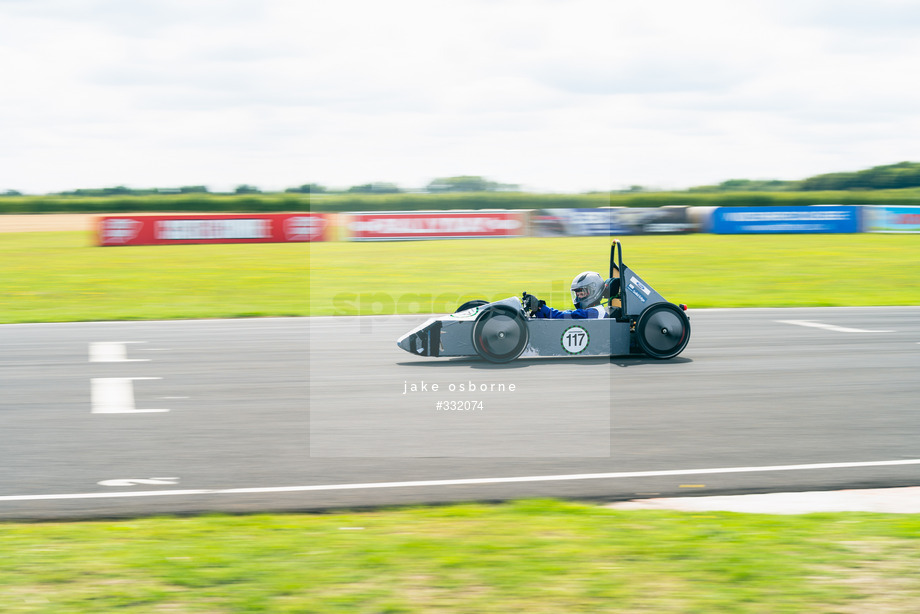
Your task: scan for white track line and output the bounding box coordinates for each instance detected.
[776,320,894,333]
[89,341,148,362]
[91,378,169,414]
[3,459,920,503]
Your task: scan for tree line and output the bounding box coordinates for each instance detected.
[689,162,920,192]
[5,164,920,198]
[1,176,520,198]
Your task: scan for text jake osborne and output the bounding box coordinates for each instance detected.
[403,380,517,394]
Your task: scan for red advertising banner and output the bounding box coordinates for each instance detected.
[347,211,527,241]
[97,213,327,246]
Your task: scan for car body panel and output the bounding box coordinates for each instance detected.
[396,240,690,361]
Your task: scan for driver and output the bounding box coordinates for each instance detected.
[522,271,620,319]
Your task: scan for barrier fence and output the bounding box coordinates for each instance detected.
[97,213,329,245]
[864,205,920,233]
[95,205,919,245]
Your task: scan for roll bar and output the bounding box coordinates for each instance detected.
[609,239,626,313]
[609,239,623,279]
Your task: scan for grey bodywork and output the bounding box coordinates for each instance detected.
[397,241,689,361]
[397,298,630,358]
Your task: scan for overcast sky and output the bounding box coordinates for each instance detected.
[2,0,920,194]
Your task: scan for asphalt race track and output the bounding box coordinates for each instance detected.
[2,307,919,520]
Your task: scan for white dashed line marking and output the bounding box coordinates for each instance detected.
[89,341,149,362]
[776,320,894,333]
[91,378,169,414]
[98,478,180,487]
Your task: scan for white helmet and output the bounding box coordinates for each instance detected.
[571,271,604,309]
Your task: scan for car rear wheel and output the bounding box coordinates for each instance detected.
[636,303,690,359]
[471,305,529,363]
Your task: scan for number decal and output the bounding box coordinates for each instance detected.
[561,326,590,354]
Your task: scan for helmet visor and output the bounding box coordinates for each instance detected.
[572,287,590,305]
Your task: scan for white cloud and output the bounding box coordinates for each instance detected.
[1,0,919,194]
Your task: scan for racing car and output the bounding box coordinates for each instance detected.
[397,240,690,362]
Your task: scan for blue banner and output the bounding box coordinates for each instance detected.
[711,206,860,234]
[864,206,920,233]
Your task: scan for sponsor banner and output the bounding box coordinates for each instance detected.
[863,205,920,233]
[711,206,860,234]
[97,213,326,246]
[533,207,694,236]
[346,211,527,241]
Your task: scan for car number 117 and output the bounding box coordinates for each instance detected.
[562,326,589,354]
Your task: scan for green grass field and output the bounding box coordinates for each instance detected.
[3,232,919,323]
[313,233,920,316]
[1,232,309,323]
[1,501,919,612]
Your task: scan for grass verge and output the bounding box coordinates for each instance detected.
[3,232,919,323]
[1,232,308,323]
[2,500,920,613]
[312,233,920,315]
